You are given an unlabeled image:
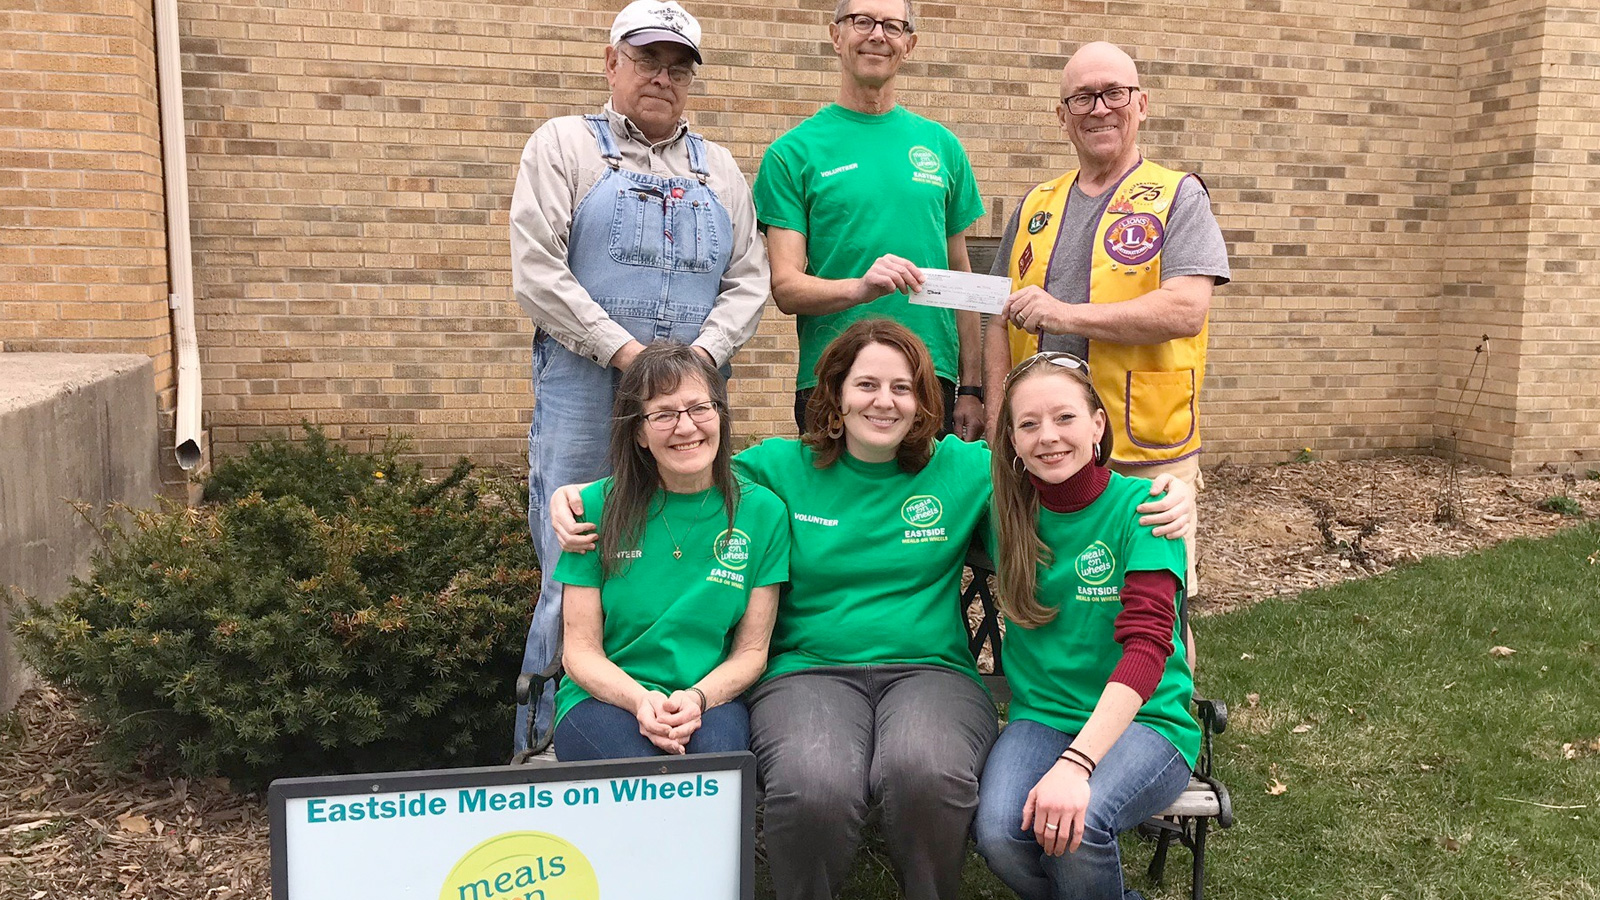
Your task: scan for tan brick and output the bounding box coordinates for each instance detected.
[5,0,1598,477]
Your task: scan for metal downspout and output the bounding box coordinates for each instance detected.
[154,0,202,470]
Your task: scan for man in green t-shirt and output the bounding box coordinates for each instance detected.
[753,0,987,440]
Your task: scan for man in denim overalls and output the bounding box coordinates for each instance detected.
[509,0,770,754]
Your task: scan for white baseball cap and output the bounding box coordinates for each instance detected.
[610,0,703,64]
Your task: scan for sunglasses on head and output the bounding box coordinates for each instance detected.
[1004,352,1091,388]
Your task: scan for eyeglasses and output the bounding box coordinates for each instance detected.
[618,47,696,87]
[835,13,913,38]
[641,401,721,430]
[1004,352,1091,388]
[1061,86,1140,116]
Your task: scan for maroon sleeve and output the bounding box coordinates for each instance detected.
[1108,570,1180,701]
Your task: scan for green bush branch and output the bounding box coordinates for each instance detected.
[7,426,539,787]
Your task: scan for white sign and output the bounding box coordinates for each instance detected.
[270,754,754,900]
[910,268,1012,314]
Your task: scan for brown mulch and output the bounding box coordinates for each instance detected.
[3,455,1597,897]
[0,688,269,899]
[1197,454,1600,613]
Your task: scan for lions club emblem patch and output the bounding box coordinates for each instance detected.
[1103,213,1164,266]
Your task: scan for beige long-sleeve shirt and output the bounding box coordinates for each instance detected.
[510,103,769,368]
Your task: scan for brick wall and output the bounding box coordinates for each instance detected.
[0,0,182,489]
[1437,0,1600,472]
[1510,1,1600,473]
[3,0,1595,475]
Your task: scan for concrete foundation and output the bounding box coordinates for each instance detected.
[0,353,162,711]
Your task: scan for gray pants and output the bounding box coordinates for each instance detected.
[749,665,998,900]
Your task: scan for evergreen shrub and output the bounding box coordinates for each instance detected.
[9,427,539,786]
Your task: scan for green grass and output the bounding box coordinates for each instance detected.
[762,523,1600,899]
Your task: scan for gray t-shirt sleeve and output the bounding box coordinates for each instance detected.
[1159,175,1231,285]
[989,203,1023,278]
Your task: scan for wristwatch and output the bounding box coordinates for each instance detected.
[956,385,984,401]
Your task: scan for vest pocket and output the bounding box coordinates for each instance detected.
[1125,370,1196,450]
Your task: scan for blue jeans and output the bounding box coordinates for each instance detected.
[554,697,751,761]
[974,719,1191,900]
[514,336,615,755]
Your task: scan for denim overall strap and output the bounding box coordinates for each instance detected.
[684,131,710,184]
[583,114,621,169]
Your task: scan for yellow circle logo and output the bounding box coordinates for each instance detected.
[901,495,944,527]
[439,831,599,900]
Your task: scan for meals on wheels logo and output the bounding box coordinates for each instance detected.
[440,831,598,900]
[900,495,944,528]
[1074,541,1116,586]
[908,146,942,173]
[713,528,751,571]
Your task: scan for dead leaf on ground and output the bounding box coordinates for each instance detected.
[1437,835,1462,852]
[1562,738,1600,760]
[1266,779,1288,796]
[1489,646,1516,658]
[115,812,150,834]
[1292,723,1313,734]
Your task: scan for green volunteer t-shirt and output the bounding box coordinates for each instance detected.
[732,435,991,683]
[996,472,1201,767]
[551,478,790,725]
[753,104,985,390]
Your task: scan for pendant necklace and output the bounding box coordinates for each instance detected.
[661,489,712,560]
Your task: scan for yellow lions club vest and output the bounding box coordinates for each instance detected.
[1006,159,1206,466]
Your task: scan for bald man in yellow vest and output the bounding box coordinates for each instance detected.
[983,41,1230,588]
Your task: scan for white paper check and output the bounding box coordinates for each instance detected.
[909,268,1011,315]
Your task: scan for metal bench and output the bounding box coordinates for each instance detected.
[962,550,1234,900]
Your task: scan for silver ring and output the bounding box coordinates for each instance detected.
[1044,823,1059,831]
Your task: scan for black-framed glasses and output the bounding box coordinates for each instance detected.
[835,13,913,38]
[1061,86,1140,116]
[641,401,721,430]
[618,47,696,86]
[1004,351,1090,387]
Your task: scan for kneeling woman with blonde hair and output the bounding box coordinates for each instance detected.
[551,343,789,761]
[974,352,1201,900]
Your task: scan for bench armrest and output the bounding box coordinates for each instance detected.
[1195,697,1227,735]
[512,653,565,764]
[1192,695,1227,778]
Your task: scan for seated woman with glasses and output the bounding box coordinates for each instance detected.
[973,352,1200,900]
[550,342,789,761]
